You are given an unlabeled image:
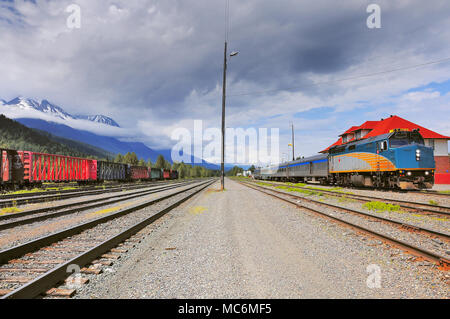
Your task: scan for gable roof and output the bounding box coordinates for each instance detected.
[320,115,449,153]
[364,115,449,139]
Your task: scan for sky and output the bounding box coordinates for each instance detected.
[0,0,449,164]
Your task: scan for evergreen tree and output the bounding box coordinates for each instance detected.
[138,158,146,166]
[115,153,124,163]
[155,155,166,169]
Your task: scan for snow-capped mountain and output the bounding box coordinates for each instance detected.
[74,115,120,127]
[0,97,120,127]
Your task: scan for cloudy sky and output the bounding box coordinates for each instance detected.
[0,0,449,163]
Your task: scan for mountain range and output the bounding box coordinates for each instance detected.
[2,97,120,127]
[0,97,223,169]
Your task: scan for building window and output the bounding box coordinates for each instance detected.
[355,131,361,139]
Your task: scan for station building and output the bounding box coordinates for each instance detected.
[321,115,450,184]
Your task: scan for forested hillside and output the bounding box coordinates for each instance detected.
[0,114,114,159]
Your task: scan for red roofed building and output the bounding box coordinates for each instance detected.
[321,115,450,184]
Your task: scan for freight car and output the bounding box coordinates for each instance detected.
[170,169,179,180]
[130,165,150,180]
[254,129,435,190]
[97,161,130,182]
[1,147,179,190]
[1,149,25,189]
[162,169,171,180]
[150,168,163,180]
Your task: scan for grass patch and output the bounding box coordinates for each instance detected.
[438,190,450,194]
[363,201,401,212]
[428,200,439,206]
[0,206,22,215]
[275,185,323,196]
[256,182,274,187]
[9,188,42,195]
[338,196,357,203]
[305,185,353,195]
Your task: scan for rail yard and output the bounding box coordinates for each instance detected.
[0,177,447,299]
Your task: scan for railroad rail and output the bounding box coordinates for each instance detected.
[239,181,450,271]
[0,179,215,298]
[0,180,170,200]
[0,179,193,208]
[0,180,197,231]
[253,180,450,218]
[415,189,450,198]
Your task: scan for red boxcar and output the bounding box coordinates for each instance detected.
[1,149,25,184]
[130,166,149,180]
[163,169,171,179]
[22,151,97,183]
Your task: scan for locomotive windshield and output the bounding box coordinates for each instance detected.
[389,130,424,148]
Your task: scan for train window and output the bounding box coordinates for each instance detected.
[348,145,356,150]
[332,146,346,154]
[380,141,388,150]
[389,138,408,148]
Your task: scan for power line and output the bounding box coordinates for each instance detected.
[228,56,450,97]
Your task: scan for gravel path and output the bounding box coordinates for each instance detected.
[0,182,198,250]
[74,179,449,299]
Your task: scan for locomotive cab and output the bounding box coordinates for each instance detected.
[387,129,435,189]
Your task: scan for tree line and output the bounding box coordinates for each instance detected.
[113,152,220,178]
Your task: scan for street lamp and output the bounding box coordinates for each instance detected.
[220,43,238,191]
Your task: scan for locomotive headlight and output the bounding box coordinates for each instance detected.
[425,171,429,175]
[407,171,412,176]
[415,149,420,161]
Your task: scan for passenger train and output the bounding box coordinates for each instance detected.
[254,129,435,190]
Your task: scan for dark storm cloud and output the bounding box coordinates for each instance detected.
[0,0,450,150]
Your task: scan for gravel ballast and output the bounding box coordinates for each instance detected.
[74,179,449,299]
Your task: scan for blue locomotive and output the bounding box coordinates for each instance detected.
[254,129,435,189]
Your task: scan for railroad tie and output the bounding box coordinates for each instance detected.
[65,277,89,285]
[80,267,102,275]
[0,289,12,296]
[46,288,76,298]
[101,254,121,260]
[91,260,113,266]
[0,268,48,273]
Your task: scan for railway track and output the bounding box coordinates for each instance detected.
[0,180,197,231]
[416,190,450,198]
[253,180,450,218]
[239,181,450,271]
[0,180,169,200]
[282,180,450,198]
[0,179,188,209]
[0,179,215,298]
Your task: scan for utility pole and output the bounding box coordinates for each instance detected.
[221,41,227,190]
[291,123,295,161]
